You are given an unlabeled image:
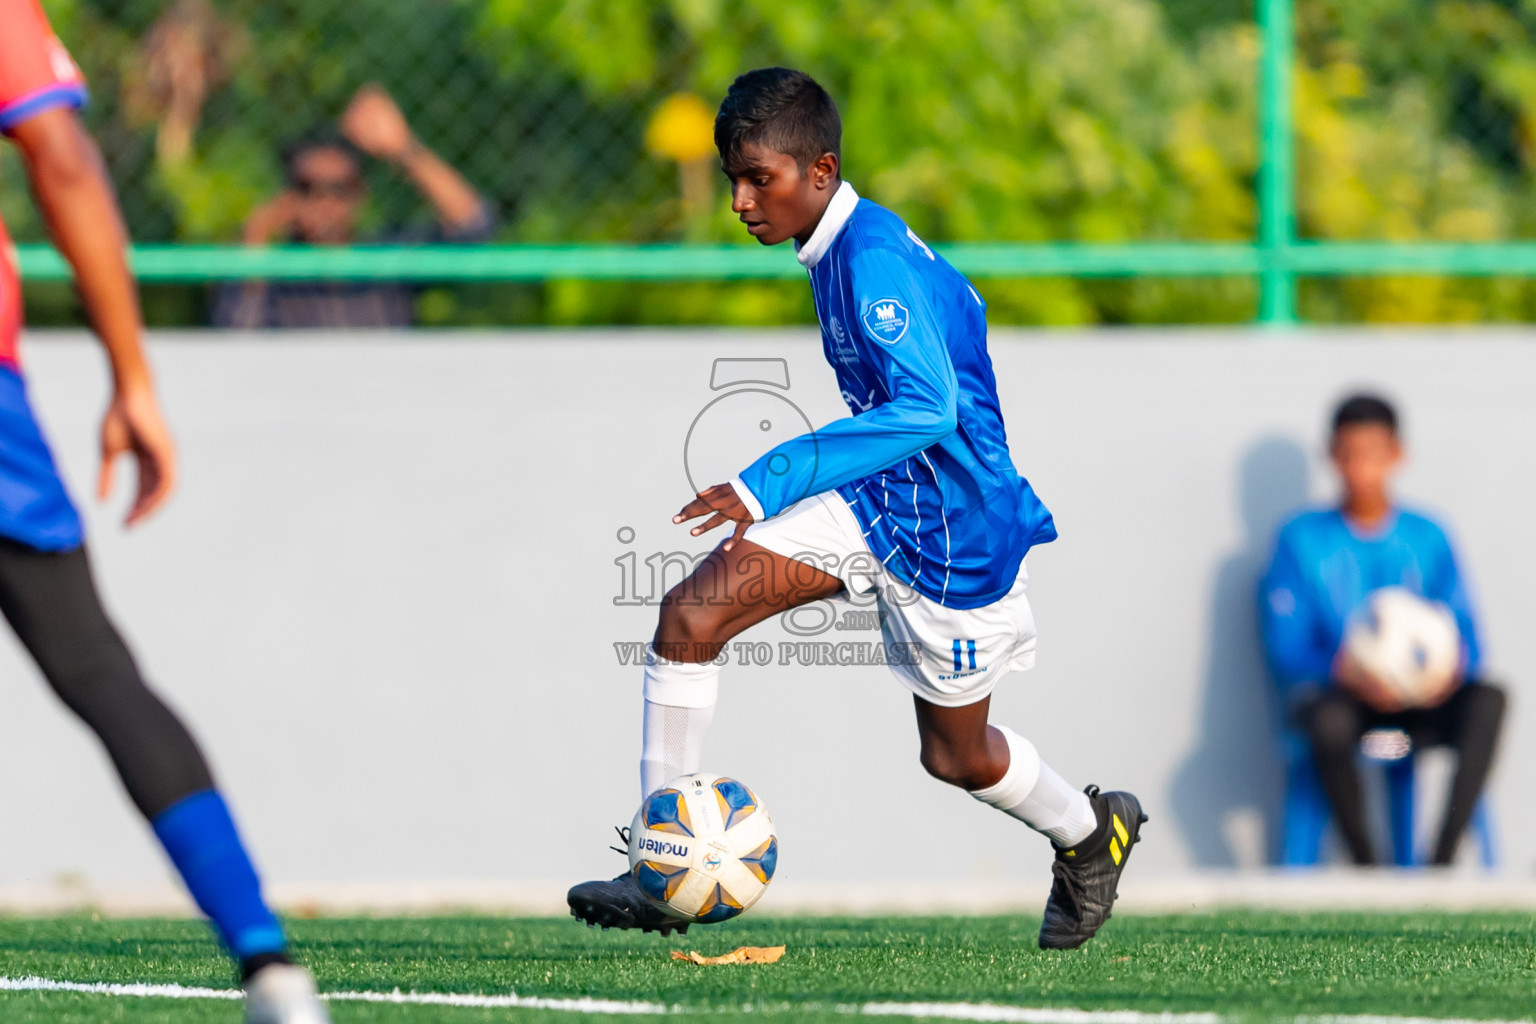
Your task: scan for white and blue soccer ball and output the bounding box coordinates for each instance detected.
[627,773,777,923]
[1345,586,1461,707]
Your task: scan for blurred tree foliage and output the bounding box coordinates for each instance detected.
[473,0,1261,324]
[1293,0,1536,320]
[9,0,1536,326]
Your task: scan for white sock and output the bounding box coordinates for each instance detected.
[969,726,1098,847]
[639,644,720,799]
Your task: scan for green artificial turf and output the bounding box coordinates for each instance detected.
[0,911,1531,1022]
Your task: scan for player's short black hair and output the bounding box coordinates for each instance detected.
[1332,392,1399,436]
[281,129,364,186]
[715,67,841,172]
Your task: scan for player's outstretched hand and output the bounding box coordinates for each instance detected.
[99,384,178,527]
[675,483,755,552]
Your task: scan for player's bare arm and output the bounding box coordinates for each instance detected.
[10,106,176,526]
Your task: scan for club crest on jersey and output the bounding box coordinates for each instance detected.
[862,298,909,344]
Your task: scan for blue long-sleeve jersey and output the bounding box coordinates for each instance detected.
[1259,506,1481,692]
[729,183,1055,609]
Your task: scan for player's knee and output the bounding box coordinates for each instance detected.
[656,586,732,655]
[918,743,990,790]
[39,634,139,710]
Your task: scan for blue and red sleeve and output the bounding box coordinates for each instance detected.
[0,0,88,135]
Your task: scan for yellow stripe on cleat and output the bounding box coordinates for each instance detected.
[1113,813,1130,847]
[1109,837,1122,864]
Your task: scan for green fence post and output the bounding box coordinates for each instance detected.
[1257,0,1297,325]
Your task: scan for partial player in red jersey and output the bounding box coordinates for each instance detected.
[0,3,325,1021]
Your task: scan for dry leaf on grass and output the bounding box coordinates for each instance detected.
[670,945,786,965]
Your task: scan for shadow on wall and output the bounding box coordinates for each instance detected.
[1171,436,1312,867]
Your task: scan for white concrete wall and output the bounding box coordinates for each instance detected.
[0,329,1529,901]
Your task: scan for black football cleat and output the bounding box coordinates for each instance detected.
[568,829,691,936]
[1038,786,1147,950]
[568,871,692,936]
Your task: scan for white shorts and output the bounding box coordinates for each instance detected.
[743,491,1037,708]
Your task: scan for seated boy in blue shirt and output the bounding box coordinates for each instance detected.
[1261,393,1505,866]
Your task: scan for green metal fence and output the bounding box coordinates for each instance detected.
[16,0,1536,326]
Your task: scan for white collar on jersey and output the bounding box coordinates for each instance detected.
[794,181,860,269]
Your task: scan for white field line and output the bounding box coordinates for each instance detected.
[0,975,666,1013]
[861,1009,1530,1024]
[858,1007,1221,1023]
[0,975,1529,1024]
[0,976,240,1001]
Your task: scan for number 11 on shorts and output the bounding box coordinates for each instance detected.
[952,639,977,672]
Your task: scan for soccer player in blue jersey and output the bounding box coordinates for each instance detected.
[0,2,325,1019]
[1261,394,1505,866]
[569,68,1145,949]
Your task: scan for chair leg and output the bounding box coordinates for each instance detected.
[1282,758,1328,866]
[1384,757,1417,867]
[1471,798,1498,871]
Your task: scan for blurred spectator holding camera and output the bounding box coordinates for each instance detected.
[213,84,493,329]
[1260,394,1506,866]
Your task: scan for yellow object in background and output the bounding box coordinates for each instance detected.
[645,92,719,240]
[645,93,717,164]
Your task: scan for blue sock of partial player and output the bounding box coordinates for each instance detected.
[151,789,288,962]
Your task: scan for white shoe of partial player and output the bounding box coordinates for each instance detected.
[244,964,331,1024]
